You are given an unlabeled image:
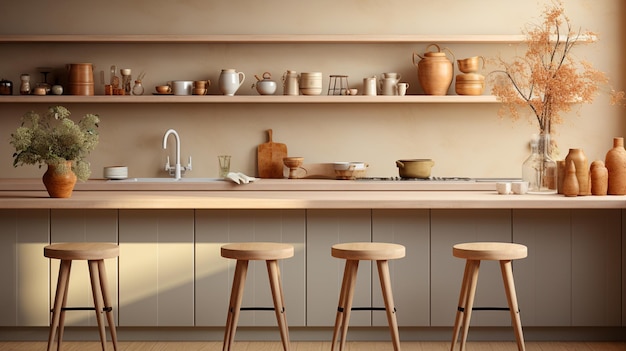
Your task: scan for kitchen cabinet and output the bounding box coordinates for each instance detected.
[49,209,119,327]
[194,209,306,327]
[0,209,49,327]
[118,209,194,326]
[513,209,622,327]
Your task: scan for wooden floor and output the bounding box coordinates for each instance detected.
[1,341,625,351]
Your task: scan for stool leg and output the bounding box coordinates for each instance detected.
[459,260,480,351]
[500,260,526,351]
[332,259,359,351]
[88,260,107,351]
[48,260,71,351]
[266,259,290,351]
[376,260,401,351]
[223,259,248,351]
[97,260,118,351]
[450,259,472,351]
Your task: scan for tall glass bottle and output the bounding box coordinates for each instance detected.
[522,133,557,194]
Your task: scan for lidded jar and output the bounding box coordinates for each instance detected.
[413,43,454,95]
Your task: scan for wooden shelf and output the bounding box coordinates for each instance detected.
[0,95,500,104]
[0,34,596,44]
[0,34,531,44]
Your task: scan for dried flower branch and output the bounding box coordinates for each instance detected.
[10,105,100,181]
[490,0,624,135]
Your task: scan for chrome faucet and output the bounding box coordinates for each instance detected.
[163,128,192,179]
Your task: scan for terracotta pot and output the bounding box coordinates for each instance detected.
[42,161,77,198]
[605,137,626,195]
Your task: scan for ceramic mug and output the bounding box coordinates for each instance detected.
[397,82,409,96]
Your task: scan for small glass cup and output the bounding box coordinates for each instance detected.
[218,155,231,178]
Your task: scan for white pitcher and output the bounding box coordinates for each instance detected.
[218,69,245,96]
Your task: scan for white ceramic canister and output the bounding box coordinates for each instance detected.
[299,72,322,95]
[218,69,246,96]
[363,77,377,96]
[170,80,193,95]
[283,70,299,95]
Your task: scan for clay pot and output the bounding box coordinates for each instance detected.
[565,148,590,196]
[396,159,435,178]
[590,160,608,196]
[562,160,579,197]
[67,63,94,96]
[42,161,77,198]
[413,44,454,95]
[605,137,626,195]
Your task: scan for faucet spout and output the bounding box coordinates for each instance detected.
[163,129,182,179]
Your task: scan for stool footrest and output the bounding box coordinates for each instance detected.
[338,306,395,312]
[53,306,113,312]
[235,307,285,312]
[458,306,517,312]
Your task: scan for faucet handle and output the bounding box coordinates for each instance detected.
[165,156,172,171]
[185,156,193,171]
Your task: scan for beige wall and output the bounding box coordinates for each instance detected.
[0,0,624,179]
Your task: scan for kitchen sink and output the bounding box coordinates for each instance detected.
[109,177,225,183]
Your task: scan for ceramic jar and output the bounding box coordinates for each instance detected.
[590,160,608,196]
[605,137,626,195]
[299,72,322,95]
[413,43,454,95]
[283,70,299,95]
[565,148,590,196]
[218,69,245,96]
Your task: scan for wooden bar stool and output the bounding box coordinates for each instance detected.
[44,242,119,351]
[221,242,294,351]
[450,242,528,351]
[331,242,405,351]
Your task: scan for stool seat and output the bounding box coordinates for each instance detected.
[221,242,294,260]
[44,242,119,351]
[331,242,405,261]
[44,242,120,261]
[453,242,527,261]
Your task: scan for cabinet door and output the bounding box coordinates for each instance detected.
[0,209,49,327]
[430,209,512,327]
[306,209,371,327]
[195,209,306,327]
[513,209,571,326]
[118,209,194,326]
[372,209,430,327]
[570,209,621,326]
[49,209,119,327]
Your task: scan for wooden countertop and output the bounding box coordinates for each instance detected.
[0,179,624,210]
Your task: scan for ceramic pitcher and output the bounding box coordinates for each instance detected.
[219,69,245,96]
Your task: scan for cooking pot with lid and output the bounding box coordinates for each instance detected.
[396,159,435,178]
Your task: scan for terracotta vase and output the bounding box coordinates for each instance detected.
[605,137,626,195]
[42,161,77,198]
[565,148,590,196]
[590,160,608,196]
[413,44,454,95]
[562,160,579,197]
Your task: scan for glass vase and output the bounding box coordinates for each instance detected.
[522,132,557,194]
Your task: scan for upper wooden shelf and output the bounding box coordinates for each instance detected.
[0,95,499,104]
[0,34,535,44]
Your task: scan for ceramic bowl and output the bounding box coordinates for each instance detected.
[155,85,171,94]
[333,162,366,171]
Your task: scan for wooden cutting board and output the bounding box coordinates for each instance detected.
[257,129,288,178]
